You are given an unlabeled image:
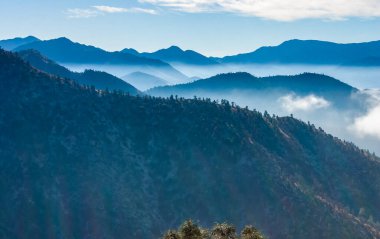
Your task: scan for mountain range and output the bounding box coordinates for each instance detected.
[217,39,380,66]
[122,71,168,91]
[14,37,166,66]
[121,45,218,65]
[0,36,40,51]
[7,37,188,84]
[17,49,140,95]
[4,36,380,67]
[1,49,380,239]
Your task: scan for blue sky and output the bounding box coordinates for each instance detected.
[1,0,380,56]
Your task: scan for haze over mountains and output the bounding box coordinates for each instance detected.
[3,36,380,91]
[17,49,140,95]
[1,49,380,239]
[148,72,357,106]
[2,36,379,153]
[148,72,380,154]
[5,37,188,85]
[122,71,168,91]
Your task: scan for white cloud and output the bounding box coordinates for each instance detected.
[350,90,380,139]
[93,6,157,14]
[352,106,380,139]
[65,5,157,18]
[93,6,129,13]
[140,0,380,21]
[65,8,101,18]
[279,94,330,112]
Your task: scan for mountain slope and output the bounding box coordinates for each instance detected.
[0,49,380,239]
[0,36,40,51]
[17,50,140,95]
[122,71,168,91]
[122,46,218,65]
[345,56,380,66]
[219,40,380,65]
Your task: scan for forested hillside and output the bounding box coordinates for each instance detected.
[0,49,380,239]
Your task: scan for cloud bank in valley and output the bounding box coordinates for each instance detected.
[351,90,380,139]
[279,94,330,112]
[140,0,380,21]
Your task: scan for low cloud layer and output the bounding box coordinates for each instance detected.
[140,0,380,21]
[279,94,330,112]
[65,9,100,19]
[351,90,380,139]
[66,5,156,18]
[352,106,380,139]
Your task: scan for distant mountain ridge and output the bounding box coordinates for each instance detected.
[15,37,168,65]
[17,49,140,95]
[3,36,380,66]
[218,39,380,65]
[121,45,218,65]
[13,37,188,83]
[122,71,168,91]
[0,36,40,51]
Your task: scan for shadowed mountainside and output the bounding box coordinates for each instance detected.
[0,49,379,239]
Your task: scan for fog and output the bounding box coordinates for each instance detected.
[172,63,380,90]
[63,62,380,90]
[62,63,188,87]
[63,62,380,154]
[167,63,380,154]
[150,88,380,154]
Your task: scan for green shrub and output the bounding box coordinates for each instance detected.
[163,220,264,239]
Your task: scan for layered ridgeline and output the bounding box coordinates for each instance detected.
[3,37,380,67]
[122,71,168,91]
[0,36,40,51]
[217,39,380,66]
[12,37,188,83]
[147,72,359,110]
[121,46,218,65]
[1,49,380,239]
[17,50,140,95]
[14,37,166,65]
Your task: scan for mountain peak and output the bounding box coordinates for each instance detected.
[142,45,218,65]
[24,36,40,41]
[279,39,329,46]
[0,36,41,51]
[149,45,184,54]
[51,37,73,44]
[121,48,140,55]
[167,45,182,50]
